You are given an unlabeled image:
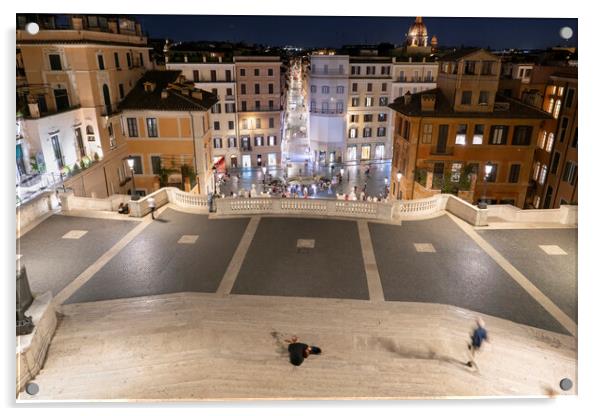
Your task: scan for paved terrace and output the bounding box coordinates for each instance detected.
[16,204,577,400]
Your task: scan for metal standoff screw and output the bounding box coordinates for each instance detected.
[559,378,573,391]
[25,382,39,395]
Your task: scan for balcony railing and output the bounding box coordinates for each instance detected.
[396,76,436,83]
[309,108,344,115]
[239,106,281,113]
[311,69,347,76]
[430,146,454,156]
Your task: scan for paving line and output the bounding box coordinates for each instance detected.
[446,213,577,337]
[357,220,385,302]
[52,205,169,306]
[216,216,261,296]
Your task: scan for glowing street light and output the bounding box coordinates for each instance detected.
[396,172,403,200]
[479,161,493,209]
[127,156,139,201]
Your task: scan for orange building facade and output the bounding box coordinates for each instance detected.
[389,49,551,208]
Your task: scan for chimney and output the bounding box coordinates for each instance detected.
[27,95,40,118]
[403,91,412,105]
[71,16,83,30]
[108,20,118,34]
[161,89,169,99]
[420,93,436,111]
[143,82,156,92]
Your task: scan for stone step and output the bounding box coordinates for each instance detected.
[20,292,576,400]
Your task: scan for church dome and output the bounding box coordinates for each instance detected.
[406,16,429,48]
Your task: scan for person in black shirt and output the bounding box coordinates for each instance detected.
[285,336,322,366]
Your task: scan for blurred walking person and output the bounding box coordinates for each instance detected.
[466,317,490,369]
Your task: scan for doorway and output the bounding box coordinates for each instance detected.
[230,155,238,168]
[75,127,86,158]
[51,135,64,169]
[437,125,449,153]
[242,155,251,168]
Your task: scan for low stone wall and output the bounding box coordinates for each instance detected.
[444,194,488,226]
[16,191,60,234]
[59,192,129,212]
[487,204,578,225]
[16,292,57,395]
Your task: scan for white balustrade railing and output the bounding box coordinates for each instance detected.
[49,186,577,227]
[168,188,209,209]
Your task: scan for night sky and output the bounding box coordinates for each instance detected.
[134,15,578,50]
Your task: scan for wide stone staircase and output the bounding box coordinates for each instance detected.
[19,293,576,400]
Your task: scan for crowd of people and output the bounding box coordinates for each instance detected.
[216,166,390,202]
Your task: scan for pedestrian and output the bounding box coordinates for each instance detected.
[466,317,490,369]
[284,335,322,366]
[147,195,156,220]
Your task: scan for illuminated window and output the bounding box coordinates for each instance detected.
[455,124,467,145]
[533,161,541,181]
[539,165,547,185]
[546,133,555,152]
[538,131,547,149]
[472,125,484,145]
[553,100,562,118]
[546,98,555,113]
[451,163,462,182]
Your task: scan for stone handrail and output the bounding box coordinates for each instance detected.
[129,187,208,217]
[397,195,446,217]
[215,197,394,221]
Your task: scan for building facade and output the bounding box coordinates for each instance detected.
[389,49,552,208]
[116,71,218,196]
[166,59,240,169]
[234,56,283,169]
[534,73,578,208]
[17,14,152,197]
[308,54,349,164]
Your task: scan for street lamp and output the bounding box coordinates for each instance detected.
[396,172,403,200]
[127,156,139,201]
[479,161,493,209]
[262,166,267,185]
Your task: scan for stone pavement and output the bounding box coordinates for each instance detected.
[17,214,138,297]
[19,292,576,400]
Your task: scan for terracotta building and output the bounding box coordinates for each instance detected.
[116,70,218,196]
[534,72,578,208]
[388,49,552,207]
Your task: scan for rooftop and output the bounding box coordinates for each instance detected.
[388,88,553,119]
[118,70,218,112]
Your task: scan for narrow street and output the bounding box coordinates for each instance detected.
[219,58,391,199]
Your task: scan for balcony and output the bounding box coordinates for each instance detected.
[311,69,347,77]
[224,94,235,101]
[396,76,436,83]
[430,146,454,156]
[309,108,344,115]
[239,106,281,113]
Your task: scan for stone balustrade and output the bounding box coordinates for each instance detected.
[30,187,578,227]
[215,197,394,221]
